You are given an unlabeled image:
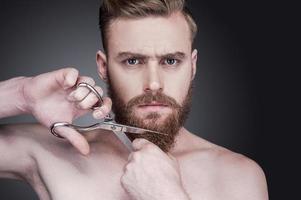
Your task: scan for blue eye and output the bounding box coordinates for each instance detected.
[127,58,139,65]
[164,58,178,65]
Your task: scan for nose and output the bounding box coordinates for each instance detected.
[143,64,163,93]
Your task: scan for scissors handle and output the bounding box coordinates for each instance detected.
[50,82,114,138]
[50,121,128,138]
[77,82,113,120]
[77,82,103,108]
[50,122,134,152]
[50,122,102,138]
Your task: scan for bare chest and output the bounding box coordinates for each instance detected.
[30,147,132,200]
[30,145,220,200]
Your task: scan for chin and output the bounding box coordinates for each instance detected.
[142,118,163,125]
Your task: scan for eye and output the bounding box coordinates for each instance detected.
[126,58,140,65]
[163,58,179,66]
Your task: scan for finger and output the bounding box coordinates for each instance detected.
[132,138,152,151]
[51,68,79,90]
[54,126,90,155]
[77,76,96,86]
[63,68,80,89]
[167,152,177,162]
[68,76,96,101]
[92,97,112,119]
[77,86,102,109]
[127,152,135,162]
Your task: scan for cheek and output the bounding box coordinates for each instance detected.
[163,68,191,104]
[108,66,142,103]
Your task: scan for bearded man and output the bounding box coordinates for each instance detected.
[0,0,268,199]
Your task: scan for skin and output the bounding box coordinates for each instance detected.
[0,12,269,200]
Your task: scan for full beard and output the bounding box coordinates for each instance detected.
[107,78,193,152]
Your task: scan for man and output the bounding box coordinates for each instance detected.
[0,0,268,199]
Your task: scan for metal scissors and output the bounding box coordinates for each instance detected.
[50,82,166,151]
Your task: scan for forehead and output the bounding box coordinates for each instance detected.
[107,12,191,56]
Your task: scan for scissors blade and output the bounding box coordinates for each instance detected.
[100,121,167,136]
[121,124,167,135]
[112,130,133,152]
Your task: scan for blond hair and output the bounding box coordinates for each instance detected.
[99,0,198,53]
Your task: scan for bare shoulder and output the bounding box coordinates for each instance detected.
[0,123,59,147]
[0,122,127,156]
[214,147,268,199]
[0,123,44,150]
[0,123,46,180]
[179,132,269,200]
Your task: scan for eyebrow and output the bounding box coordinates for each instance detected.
[115,51,187,60]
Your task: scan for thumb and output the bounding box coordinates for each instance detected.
[53,125,90,155]
[51,68,79,90]
[132,138,153,151]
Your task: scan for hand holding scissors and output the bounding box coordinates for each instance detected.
[20,68,113,155]
[51,82,166,153]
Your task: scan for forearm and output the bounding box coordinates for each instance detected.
[0,77,30,118]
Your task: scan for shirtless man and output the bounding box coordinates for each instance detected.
[0,0,269,199]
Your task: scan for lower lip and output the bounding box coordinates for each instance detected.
[137,105,169,112]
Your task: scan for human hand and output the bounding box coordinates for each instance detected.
[120,139,190,200]
[21,68,112,155]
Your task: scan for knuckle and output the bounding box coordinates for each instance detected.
[88,93,99,103]
[86,77,95,85]
[94,86,103,96]
[101,105,109,113]
[69,67,79,75]
[74,88,89,101]
[79,76,95,85]
[78,102,88,110]
[132,138,141,147]
[102,99,112,110]
[76,99,85,108]
[64,67,77,73]
[120,174,126,185]
[107,98,112,107]
[125,162,134,172]
[79,99,95,109]
[132,152,140,161]
[73,90,83,100]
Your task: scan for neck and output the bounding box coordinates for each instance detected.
[169,126,192,154]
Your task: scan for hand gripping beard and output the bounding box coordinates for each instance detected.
[107,77,193,152]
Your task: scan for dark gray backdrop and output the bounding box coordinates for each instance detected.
[0,0,298,199]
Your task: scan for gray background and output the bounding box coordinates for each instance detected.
[0,0,298,199]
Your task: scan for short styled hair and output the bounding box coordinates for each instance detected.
[98,0,198,53]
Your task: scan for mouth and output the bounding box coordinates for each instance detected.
[137,101,169,112]
[138,101,168,107]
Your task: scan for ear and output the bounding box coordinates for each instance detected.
[191,49,198,80]
[96,50,108,82]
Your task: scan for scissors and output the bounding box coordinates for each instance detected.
[50,82,166,151]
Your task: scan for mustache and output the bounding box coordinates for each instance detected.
[126,91,181,109]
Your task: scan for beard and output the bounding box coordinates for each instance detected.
[107,77,193,152]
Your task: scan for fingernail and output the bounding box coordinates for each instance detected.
[95,110,104,119]
[82,146,90,155]
[101,106,108,113]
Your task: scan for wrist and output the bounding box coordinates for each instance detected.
[0,76,32,118]
[16,76,32,114]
